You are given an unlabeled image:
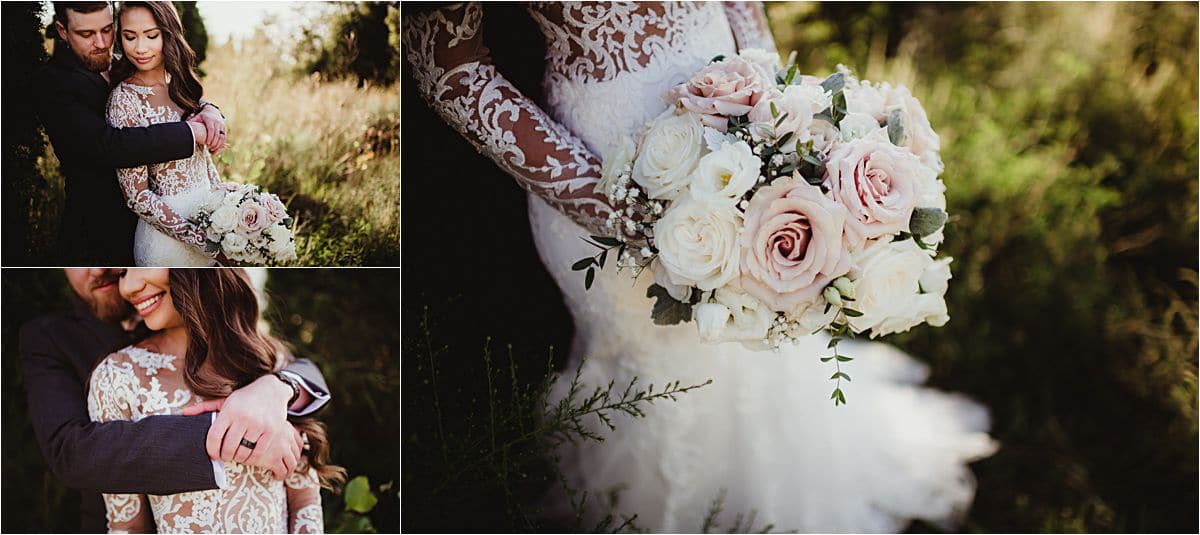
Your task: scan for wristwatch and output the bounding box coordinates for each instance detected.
[273,371,301,407]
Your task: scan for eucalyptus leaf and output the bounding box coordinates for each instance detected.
[820,72,845,94]
[646,284,694,325]
[887,108,905,146]
[572,258,594,271]
[591,235,622,247]
[909,207,948,238]
[820,356,834,362]
[710,54,726,63]
[836,355,853,362]
[585,267,595,290]
[843,308,863,317]
[770,101,779,119]
[784,64,798,85]
[813,111,835,124]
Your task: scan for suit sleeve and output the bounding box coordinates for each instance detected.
[33,66,195,169]
[19,319,218,494]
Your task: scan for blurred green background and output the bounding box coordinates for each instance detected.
[403,2,1197,532]
[764,2,1198,531]
[2,269,399,533]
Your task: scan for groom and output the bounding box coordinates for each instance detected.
[20,269,332,532]
[33,1,227,265]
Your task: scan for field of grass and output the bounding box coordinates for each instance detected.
[29,32,399,266]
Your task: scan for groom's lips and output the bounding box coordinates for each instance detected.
[131,292,165,317]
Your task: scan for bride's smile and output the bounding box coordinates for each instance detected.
[119,268,182,331]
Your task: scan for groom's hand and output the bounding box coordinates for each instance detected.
[187,105,228,154]
[183,375,305,480]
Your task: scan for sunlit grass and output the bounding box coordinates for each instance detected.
[194,33,398,265]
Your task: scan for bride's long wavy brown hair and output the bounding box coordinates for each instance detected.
[109,1,204,115]
[168,269,345,489]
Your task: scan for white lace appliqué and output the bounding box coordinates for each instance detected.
[87,347,325,533]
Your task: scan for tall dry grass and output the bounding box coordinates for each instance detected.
[201,33,398,265]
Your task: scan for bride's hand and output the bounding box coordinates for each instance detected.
[182,375,306,480]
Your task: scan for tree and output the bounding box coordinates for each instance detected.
[172,1,208,73]
[300,2,399,86]
[1,2,51,265]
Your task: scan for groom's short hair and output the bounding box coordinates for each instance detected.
[53,1,112,30]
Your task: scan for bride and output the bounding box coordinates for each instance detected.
[106,1,226,266]
[403,3,997,531]
[87,268,344,532]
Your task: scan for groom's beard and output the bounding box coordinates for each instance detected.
[78,49,112,72]
[83,275,134,322]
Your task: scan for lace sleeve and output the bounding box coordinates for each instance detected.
[722,1,778,53]
[285,460,323,533]
[402,2,616,237]
[87,354,154,533]
[107,86,211,254]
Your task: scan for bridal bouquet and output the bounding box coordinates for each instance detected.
[195,182,298,265]
[573,50,950,404]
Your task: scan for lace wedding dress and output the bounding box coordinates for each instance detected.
[107,81,219,267]
[404,3,997,531]
[87,346,324,533]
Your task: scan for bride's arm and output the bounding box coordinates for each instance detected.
[401,2,617,237]
[284,459,324,533]
[87,354,155,533]
[107,87,213,255]
[722,1,778,53]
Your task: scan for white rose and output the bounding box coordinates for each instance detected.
[809,118,840,157]
[690,141,760,206]
[595,135,636,197]
[694,302,732,343]
[631,109,706,200]
[844,79,889,122]
[838,112,882,142]
[210,205,238,233]
[266,223,291,244]
[884,84,943,173]
[221,232,249,254]
[714,284,774,342]
[793,299,839,333]
[847,239,950,337]
[654,196,741,291]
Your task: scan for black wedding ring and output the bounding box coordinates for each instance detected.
[240,438,257,450]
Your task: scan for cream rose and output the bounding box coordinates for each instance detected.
[748,84,831,151]
[652,257,693,302]
[654,197,741,291]
[631,110,706,200]
[846,239,950,337]
[694,302,732,343]
[823,131,928,247]
[838,112,882,142]
[690,141,760,206]
[665,56,771,132]
[740,176,853,312]
[713,284,774,341]
[210,205,238,234]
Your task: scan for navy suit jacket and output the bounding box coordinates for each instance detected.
[32,46,196,265]
[19,303,329,532]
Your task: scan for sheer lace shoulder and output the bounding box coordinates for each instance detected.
[402,2,616,237]
[285,461,324,533]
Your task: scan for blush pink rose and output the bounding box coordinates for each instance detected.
[823,131,928,247]
[237,203,270,238]
[665,56,771,132]
[740,176,853,313]
[262,194,288,225]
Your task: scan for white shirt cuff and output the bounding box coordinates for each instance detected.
[209,413,228,489]
[281,370,330,417]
